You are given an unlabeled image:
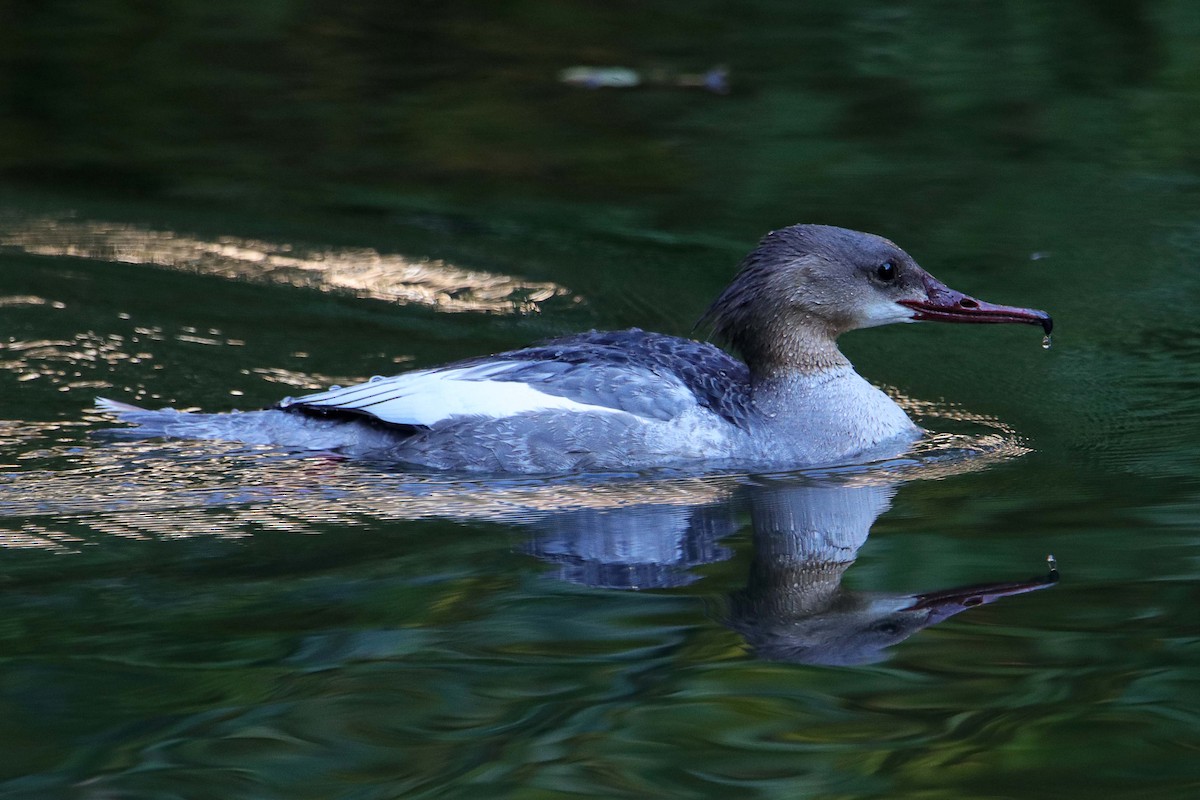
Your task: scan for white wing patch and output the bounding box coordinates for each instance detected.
[287,361,630,427]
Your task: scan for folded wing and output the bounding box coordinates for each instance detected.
[283,360,693,428]
[281,329,751,430]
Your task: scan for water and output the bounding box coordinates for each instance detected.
[3,2,1200,797]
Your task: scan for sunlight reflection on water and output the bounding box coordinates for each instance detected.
[0,212,578,313]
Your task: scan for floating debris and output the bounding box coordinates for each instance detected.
[559,65,729,94]
[559,66,641,89]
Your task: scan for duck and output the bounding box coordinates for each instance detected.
[97,224,1051,473]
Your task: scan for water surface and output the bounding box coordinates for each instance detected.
[2,2,1200,798]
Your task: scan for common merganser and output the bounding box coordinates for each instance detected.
[97,224,1051,473]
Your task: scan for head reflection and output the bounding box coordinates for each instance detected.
[526,478,1056,666]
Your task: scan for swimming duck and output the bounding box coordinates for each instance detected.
[98,224,1051,473]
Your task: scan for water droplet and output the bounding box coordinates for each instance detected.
[1041,335,1052,350]
[329,385,342,391]
[279,396,294,408]
[369,375,385,383]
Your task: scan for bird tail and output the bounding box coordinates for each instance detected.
[95,397,147,415]
[92,396,398,453]
[93,397,210,439]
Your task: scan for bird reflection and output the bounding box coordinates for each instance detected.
[526,478,1057,666]
[526,502,737,589]
[2,420,1055,666]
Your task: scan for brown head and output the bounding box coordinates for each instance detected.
[700,224,1051,376]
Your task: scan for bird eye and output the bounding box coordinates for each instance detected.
[876,261,897,282]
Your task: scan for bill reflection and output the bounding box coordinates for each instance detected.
[526,478,1057,666]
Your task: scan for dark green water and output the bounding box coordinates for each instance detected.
[2,2,1199,797]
